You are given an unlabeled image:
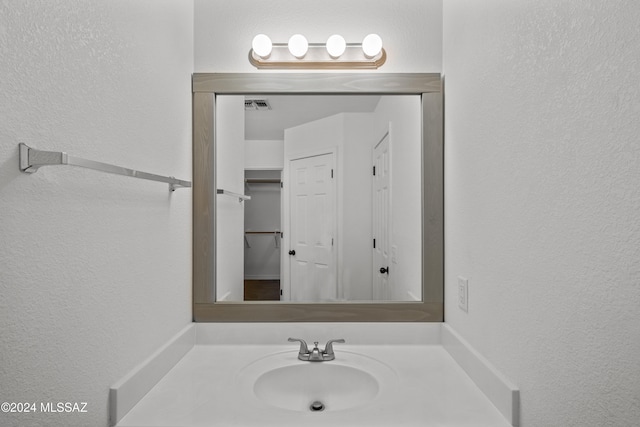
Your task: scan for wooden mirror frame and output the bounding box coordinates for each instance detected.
[192,73,443,322]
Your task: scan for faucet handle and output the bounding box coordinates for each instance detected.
[323,338,346,356]
[288,337,309,355]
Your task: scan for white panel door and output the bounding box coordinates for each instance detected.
[289,153,336,301]
[373,133,391,300]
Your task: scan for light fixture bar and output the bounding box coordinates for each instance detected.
[249,43,386,69]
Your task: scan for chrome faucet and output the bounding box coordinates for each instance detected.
[288,338,346,362]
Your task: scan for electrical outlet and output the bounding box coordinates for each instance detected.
[458,277,468,313]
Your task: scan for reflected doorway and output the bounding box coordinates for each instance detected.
[244,170,282,301]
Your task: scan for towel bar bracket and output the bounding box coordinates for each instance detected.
[19,143,65,174]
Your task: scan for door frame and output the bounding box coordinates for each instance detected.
[282,147,338,301]
[372,129,391,300]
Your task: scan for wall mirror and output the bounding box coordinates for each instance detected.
[193,73,443,322]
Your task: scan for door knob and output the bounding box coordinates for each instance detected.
[289,250,296,256]
[379,266,389,274]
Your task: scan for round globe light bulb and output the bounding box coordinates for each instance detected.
[362,33,383,58]
[288,34,308,58]
[252,34,272,58]
[326,34,346,58]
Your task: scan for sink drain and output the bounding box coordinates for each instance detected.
[309,401,325,412]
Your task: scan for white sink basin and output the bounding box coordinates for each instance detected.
[237,349,397,413]
[254,363,378,412]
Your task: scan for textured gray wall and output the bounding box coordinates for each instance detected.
[0,1,193,426]
[444,1,640,425]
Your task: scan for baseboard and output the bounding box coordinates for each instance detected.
[442,324,520,426]
[406,291,421,301]
[109,324,195,426]
[217,291,231,301]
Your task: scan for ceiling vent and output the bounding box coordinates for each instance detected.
[245,99,271,111]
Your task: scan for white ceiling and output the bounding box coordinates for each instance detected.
[244,95,381,140]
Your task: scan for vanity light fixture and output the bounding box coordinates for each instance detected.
[251,34,273,58]
[362,33,383,58]
[249,33,386,69]
[287,34,309,58]
[326,34,346,58]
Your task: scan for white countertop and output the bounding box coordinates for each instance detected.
[116,344,511,427]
